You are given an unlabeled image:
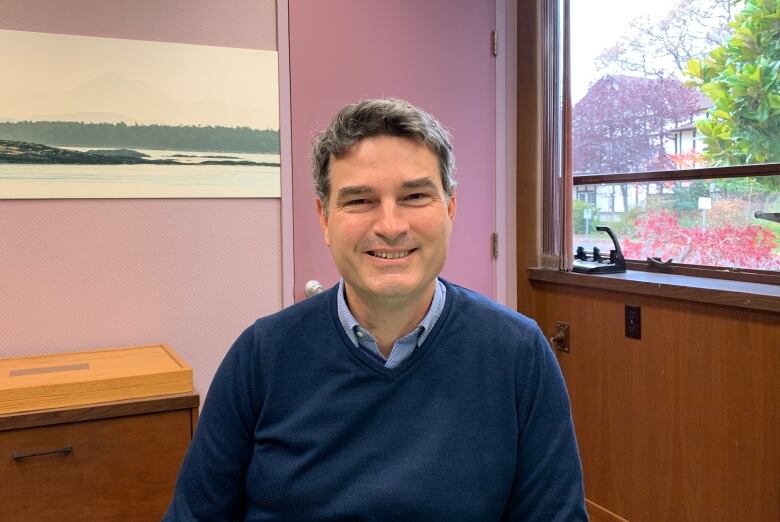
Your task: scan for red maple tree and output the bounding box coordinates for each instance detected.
[668,151,705,169]
[622,210,780,270]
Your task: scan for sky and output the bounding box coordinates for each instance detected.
[0,29,279,129]
[570,0,681,103]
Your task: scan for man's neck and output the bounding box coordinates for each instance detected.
[344,281,437,358]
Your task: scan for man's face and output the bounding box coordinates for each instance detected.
[316,135,456,306]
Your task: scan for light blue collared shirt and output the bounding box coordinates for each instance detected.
[336,279,447,369]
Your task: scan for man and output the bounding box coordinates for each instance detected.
[165,99,587,521]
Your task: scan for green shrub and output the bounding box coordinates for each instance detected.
[573,199,600,234]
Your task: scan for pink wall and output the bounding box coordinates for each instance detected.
[0,0,280,397]
[0,200,282,396]
[0,0,276,49]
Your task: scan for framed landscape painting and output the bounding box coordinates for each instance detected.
[0,29,280,198]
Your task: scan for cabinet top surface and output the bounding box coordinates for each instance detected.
[0,344,190,391]
[0,390,199,431]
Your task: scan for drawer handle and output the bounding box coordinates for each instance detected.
[12,445,73,461]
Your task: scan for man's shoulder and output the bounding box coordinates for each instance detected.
[250,285,336,337]
[443,280,540,336]
[226,286,337,364]
[437,280,550,370]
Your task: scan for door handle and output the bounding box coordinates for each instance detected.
[304,280,325,297]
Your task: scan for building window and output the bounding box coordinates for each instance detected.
[568,0,780,274]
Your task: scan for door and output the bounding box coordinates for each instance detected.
[288,0,496,301]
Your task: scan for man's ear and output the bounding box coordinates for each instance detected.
[315,198,331,246]
[447,193,457,224]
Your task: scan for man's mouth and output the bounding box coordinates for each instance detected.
[367,249,414,259]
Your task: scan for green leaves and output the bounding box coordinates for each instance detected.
[685,0,780,165]
[687,58,703,79]
[767,93,780,108]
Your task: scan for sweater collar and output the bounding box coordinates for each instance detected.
[336,278,447,351]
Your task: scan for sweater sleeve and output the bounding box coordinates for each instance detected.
[163,326,261,521]
[502,327,588,521]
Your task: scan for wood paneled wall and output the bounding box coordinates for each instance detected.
[531,282,779,521]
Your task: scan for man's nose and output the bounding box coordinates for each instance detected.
[373,200,409,241]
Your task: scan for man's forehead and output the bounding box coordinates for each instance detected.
[335,176,439,196]
[330,167,443,193]
[326,136,443,198]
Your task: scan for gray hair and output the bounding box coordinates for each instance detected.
[312,98,456,210]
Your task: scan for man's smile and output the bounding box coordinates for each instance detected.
[366,249,416,259]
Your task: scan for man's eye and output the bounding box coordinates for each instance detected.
[344,199,369,206]
[404,193,432,203]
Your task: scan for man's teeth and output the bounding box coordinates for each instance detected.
[371,250,410,259]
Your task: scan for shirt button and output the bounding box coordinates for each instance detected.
[356,331,364,338]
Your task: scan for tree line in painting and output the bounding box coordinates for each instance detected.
[0,121,280,154]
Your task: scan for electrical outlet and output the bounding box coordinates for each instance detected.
[625,305,641,339]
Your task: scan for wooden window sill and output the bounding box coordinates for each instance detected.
[528,268,780,313]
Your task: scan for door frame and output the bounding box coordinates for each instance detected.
[276,0,517,308]
[495,0,518,309]
[277,0,295,308]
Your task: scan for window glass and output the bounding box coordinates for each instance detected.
[570,0,780,270]
[573,176,780,270]
[570,0,754,176]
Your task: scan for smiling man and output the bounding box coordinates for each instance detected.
[165,99,587,521]
[316,132,456,363]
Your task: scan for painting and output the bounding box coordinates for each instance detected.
[0,29,280,198]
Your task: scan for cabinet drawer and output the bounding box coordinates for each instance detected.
[0,409,191,521]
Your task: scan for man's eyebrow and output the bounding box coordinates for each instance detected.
[401,177,438,190]
[336,185,373,199]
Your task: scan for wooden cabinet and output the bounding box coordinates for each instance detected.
[0,392,198,521]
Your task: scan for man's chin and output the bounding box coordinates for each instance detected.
[356,277,433,303]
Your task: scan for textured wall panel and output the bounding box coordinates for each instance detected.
[0,0,277,50]
[0,199,282,397]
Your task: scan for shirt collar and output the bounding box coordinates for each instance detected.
[336,278,447,348]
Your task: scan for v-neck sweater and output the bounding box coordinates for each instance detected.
[164,280,587,521]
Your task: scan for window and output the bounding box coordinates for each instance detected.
[567,0,780,276]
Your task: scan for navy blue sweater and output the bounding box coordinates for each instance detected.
[165,280,587,521]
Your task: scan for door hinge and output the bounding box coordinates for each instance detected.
[491,30,498,57]
[491,232,499,258]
